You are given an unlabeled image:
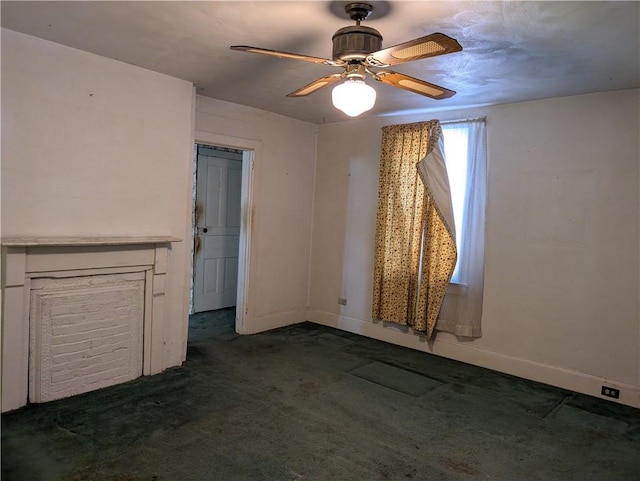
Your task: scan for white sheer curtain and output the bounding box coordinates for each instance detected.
[436,119,487,338]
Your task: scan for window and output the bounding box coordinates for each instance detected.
[372,118,486,338]
[442,123,470,284]
[438,118,486,337]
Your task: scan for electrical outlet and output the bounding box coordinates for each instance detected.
[338,297,347,306]
[601,386,620,399]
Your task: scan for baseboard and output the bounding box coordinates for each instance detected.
[308,309,640,409]
[241,308,307,335]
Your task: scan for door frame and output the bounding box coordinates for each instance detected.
[193,130,262,334]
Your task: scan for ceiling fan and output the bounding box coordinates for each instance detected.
[230,2,462,117]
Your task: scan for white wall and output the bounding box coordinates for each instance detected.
[1,30,195,372]
[309,89,640,407]
[195,96,317,335]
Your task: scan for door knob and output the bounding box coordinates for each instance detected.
[197,227,209,234]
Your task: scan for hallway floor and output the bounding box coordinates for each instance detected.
[2,308,639,480]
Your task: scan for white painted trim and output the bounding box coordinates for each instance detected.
[194,130,263,153]
[308,309,640,409]
[149,246,168,374]
[236,150,254,335]
[193,130,262,335]
[1,236,180,247]
[243,309,307,335]
[143,269,153,376]
[1,247,30,412]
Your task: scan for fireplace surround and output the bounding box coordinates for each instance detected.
[1,236,180,412]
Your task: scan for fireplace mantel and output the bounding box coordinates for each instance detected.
[1,236,181,412]
[1,235,181,247]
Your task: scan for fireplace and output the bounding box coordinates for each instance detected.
[1,236,180,412]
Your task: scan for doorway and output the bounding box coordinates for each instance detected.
[190,131,260,335]
[192,144,242,313]
[190,141,254,336]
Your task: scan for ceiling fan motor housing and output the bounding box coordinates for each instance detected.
[332,25,382,61]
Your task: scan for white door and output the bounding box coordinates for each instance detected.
[193,147,242,313]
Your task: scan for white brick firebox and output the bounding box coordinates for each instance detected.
[1,237,180,412]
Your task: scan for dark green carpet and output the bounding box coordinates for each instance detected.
[2,308,639,480]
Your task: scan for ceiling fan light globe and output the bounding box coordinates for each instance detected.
[332,79,376,117]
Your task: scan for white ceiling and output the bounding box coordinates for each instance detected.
[2,1,639,124]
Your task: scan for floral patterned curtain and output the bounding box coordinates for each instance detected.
[372,120,457,338]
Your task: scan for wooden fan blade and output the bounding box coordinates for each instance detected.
[230,46,343,67]
[374,70,456,99]
[286,73,344,97]
[366,33,462,67]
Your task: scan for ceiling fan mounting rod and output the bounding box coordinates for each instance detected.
[345,2,374,24]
